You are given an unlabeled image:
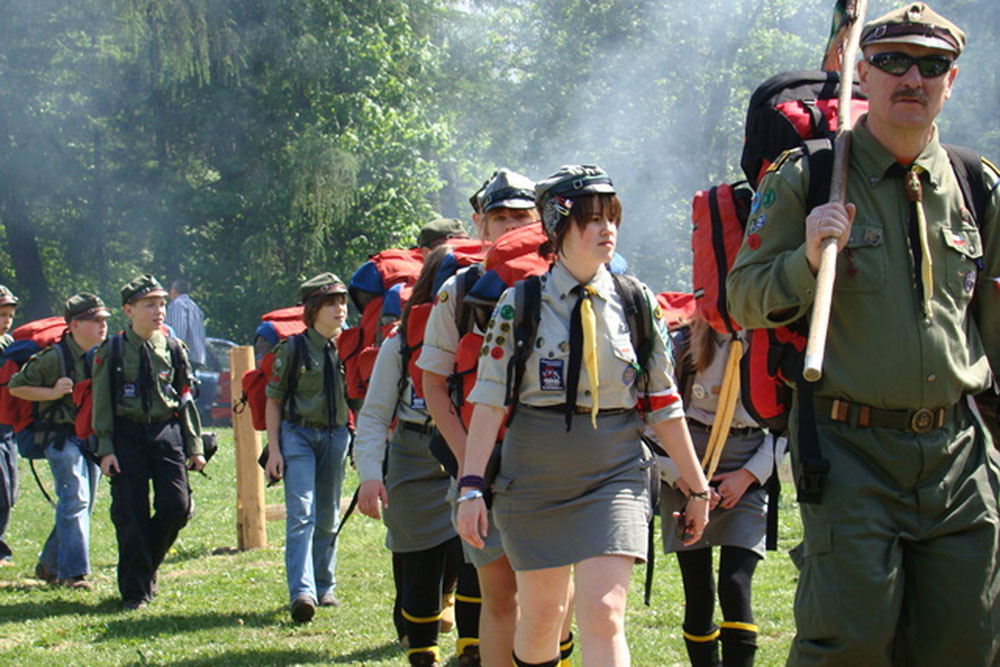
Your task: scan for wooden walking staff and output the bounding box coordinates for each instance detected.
[700,338,742,479]
[803,0,868,382]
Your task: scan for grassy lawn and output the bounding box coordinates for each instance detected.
[0,428,802,666]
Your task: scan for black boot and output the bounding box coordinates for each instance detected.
[683,624,721,667]
[720,623,757,667]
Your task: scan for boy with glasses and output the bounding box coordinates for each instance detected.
[727,3,1000,664]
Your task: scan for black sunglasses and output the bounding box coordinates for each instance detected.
[867,52,953,78]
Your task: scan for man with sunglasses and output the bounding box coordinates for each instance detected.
[727,3,1000,665]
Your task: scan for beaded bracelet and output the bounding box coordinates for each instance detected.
[458,474,487,492]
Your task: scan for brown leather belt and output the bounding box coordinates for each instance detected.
[688,419,760,438]
[535,405,635,416]
[814,397,956,434]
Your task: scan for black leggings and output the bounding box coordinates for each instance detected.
[395,537,480,652]
[676,546,759,634]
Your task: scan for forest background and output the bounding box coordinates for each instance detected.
[2,0,997,340]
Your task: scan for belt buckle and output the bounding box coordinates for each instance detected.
[910,408,935,434]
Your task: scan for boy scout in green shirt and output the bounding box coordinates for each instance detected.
[8,293,109,589]
[727,4,1000,665]
[0,285,19,565]
[92,275,205,610]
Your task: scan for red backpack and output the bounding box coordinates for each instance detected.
[691,183,754,334]
[241,308,308,431]
[0,318,70,441]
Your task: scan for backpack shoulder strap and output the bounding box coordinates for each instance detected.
[943,144,988,229]
[610,273,655,411]
[503,274,542,426]
[454,264,484,337]
[284,333,307,423]
[802,138,834,212]
[54,338,73,381]
[166,337,189,393]
[110,332,125,416]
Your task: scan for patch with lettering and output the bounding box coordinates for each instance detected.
[122,382,137,399]
[539,358,565,391]
[748,213,767,234]
[410,386,426,411]
[965,269,977,293]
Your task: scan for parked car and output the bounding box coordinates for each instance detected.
[195,337,237,426]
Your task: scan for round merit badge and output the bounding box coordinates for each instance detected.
[622,365,637,385]
[500,304,515,320]
[491,346,504,360]
[438,291,449,303]
[762,188,776,208]
[965,269,976,293]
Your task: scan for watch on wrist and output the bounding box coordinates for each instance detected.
[456,489,485,504]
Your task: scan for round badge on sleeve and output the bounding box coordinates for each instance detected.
[622,365,637,386]
[500,305,515,320]
[491,346,504,360]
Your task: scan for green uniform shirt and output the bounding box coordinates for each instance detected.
[91,328,202,458]
[265,327,348,427]
[727,119,1000,409]
[8,334,88,427]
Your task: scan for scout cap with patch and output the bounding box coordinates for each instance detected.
[417,217,469,249]
[535,164,616,237]
[861,2,965,56]
[64,292,111,322]
[481,168,536,213]
[121,274,169,305]
[299,272,348,303]
[0,285,19,307]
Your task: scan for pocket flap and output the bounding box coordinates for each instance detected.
[942,228,983,259]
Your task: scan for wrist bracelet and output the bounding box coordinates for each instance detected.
[458,474,487,492]
[689,489,711,501]
[456,489,484,504]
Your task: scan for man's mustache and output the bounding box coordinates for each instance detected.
[891,88,928,104]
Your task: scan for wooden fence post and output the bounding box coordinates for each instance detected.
[230,345,267,550]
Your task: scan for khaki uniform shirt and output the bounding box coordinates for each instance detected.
[92,328,202,457]
[354,332,431,483]
[265,327,348,427]
[469,261,685,424]
[727,119,1000,409]
[9,334,88,427]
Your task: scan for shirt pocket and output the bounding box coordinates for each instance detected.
[834,223,886,293]
[941,226,983,303]
[608,334,640,394]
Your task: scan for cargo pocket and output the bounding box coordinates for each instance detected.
[835,224,886,293]
[941,227,983,306]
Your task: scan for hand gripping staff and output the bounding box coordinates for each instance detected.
[803,0,868,382]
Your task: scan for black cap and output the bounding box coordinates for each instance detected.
[121,274,169,306]
[299,272,348,303]
[481,168,536,213]
[64,293,111,322]
[534,165,616,237]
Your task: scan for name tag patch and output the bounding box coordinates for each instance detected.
[539,358,565,392]
[122,382,137,398]
[410,386,426,410]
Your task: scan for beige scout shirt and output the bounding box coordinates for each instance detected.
[354,332,432,483]
[468,261,684,424]
[727,120,1000,410]
[417,266,480,377]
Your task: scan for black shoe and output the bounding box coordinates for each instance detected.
[123,598,148,611]
[290,595,316,622]
[318,591,341,607]
[34,562,57,584]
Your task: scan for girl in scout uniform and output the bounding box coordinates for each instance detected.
[419,169,578,667]
[659,317,779,667]
[356,246,480,667]
[264,273,352,623]
[456,165,712,667]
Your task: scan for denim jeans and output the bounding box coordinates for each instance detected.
[39,435,100,579]
[0,426,16,560]
[280,421,350,604]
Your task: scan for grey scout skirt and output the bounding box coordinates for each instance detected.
[660,425,768,557]
[492,406,651,571]
[383,425,455,553]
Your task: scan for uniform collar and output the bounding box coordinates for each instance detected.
[125,326,165,348]
[853,117,949,188]
[306,326,335,347]
[549,259,614,302]
[65,333,86,358]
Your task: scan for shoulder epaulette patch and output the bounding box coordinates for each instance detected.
[765,148,803,176]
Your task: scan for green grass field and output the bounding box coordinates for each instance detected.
[0,429,803,666]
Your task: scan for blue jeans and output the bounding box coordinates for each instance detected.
[280,421,350,604]
[39,435,100,579]
[0,426,16,560]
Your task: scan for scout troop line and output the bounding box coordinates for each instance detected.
[1,3,999,666]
